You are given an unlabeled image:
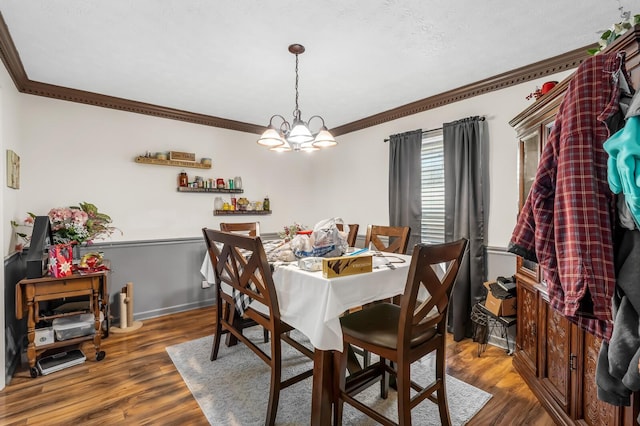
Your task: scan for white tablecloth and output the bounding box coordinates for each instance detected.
[201,251,411,351]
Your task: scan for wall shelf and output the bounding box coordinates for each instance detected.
[134,156,211,169]
[214,210,272,216]
[177,187,243,193]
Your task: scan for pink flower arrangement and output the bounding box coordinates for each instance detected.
[11,202,120,251]
[48,202,119,244]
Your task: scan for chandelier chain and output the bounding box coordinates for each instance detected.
[294,53,300,116]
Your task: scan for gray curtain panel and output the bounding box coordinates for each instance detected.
[443,116,488,341]
[389,130,422,251]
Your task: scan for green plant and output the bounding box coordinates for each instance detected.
[588,14,640,55]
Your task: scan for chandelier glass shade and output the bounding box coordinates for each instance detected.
[257,44,337,152]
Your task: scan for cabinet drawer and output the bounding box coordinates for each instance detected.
[30,277,100,297]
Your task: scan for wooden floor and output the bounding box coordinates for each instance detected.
[0,306,552,425]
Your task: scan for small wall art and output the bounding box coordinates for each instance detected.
[6,149,20,189]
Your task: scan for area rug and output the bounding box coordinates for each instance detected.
[166,329,491,425]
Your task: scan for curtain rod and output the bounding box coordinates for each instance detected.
[384,128,439,143]
[383,116,485,142]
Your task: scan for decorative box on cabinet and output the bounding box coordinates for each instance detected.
[510,26,640,426]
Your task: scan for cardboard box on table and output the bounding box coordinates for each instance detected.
[483,281,517,316]
[322,254,373,278]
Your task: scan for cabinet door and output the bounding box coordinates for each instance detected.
[540,301,571,414]
[574,332,624,425]
[516,279,538,375]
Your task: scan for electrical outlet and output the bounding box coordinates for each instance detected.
[201,280,210,289]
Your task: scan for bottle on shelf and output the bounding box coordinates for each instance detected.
[178,171,188,187]
[234,176,242,190]
[263,196,270,211]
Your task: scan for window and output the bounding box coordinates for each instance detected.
[421,130,445,244]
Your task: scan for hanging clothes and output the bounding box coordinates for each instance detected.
[597,87,640,411]
[508,51,631,340]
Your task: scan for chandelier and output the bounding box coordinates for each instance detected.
[257,44,337,152]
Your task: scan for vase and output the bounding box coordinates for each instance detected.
[72,242,83,263]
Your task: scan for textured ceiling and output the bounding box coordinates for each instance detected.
[0,0,634,131]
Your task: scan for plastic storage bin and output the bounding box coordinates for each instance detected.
[52,313,96,341]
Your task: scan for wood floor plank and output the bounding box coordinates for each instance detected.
[0,306,552,425]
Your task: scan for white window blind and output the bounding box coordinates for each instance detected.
[421,130,445,244]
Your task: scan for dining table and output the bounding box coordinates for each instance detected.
[200,244,412,425]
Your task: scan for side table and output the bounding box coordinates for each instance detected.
[15,271,109,377]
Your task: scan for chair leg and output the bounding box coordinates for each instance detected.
[210,321,223,361]
[380,357,390,399]
[225,306,242,347]
[265,338,282,426]
[363,349,372,367]
[211,299,225,361]
[396,360,412,426]
[436,346,452,426]
[263,327,269,343]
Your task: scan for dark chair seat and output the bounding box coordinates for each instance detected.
[340,303,437,350]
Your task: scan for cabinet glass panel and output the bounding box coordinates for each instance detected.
[519,131,540,279]
[521,131,539,208]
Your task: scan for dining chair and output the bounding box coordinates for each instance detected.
[218,221,268,345]
[202,228,314,426]
[364,225,411,254]
[336,223,359,247]
[220,221,260,237]
[333,238,468,426]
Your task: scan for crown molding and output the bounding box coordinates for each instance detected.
[330,45,595,136]
[0,12,596,137]
[22,80,266,134]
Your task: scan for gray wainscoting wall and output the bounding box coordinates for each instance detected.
[86,237,215,321]
[4,251,26,384]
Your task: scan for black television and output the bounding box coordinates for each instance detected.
[25,216,53,279]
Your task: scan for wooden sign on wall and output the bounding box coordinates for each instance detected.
[6,149,19,189]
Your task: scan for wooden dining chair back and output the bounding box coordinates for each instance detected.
[219,221,267,343]
[364,225,411,254]
[333,238,468,426]
[220,221,260,237]
[336,223,359,247]
[202,228,313,425]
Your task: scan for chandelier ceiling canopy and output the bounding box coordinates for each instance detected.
[257,44,337,153]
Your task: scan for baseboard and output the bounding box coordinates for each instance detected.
[132,298,215,321]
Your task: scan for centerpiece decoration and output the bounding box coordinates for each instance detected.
[278,222,308,241]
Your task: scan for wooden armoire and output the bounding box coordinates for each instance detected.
[510,26,640,426]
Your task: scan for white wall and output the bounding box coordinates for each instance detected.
[1,59,25,390]
[6,70,574,249]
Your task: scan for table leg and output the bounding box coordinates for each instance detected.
[26,300,36,369]
[92,290,105,361]
[311,349,334,426]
